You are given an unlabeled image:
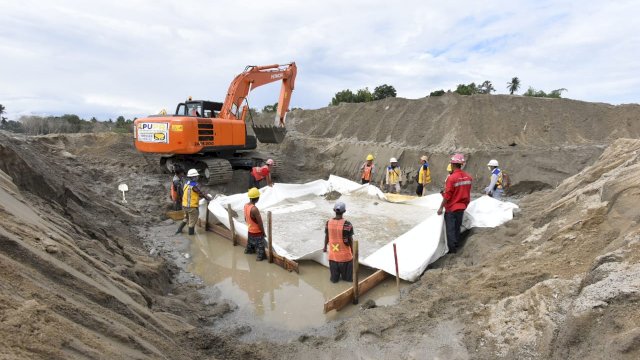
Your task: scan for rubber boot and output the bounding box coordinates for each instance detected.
[188,227,195,235]
[175,222,187,234]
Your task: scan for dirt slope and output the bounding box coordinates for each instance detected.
[0,132,260,359]
[271,138,640,359]
[261,94,640,193]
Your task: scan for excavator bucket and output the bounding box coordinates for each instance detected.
[252,125,287,144]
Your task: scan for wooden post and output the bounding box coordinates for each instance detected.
[352,240,359,305]
[393,243,400,291]
[227,204,237,246]
[324,269,387,313]
[267,211,273,263]
[205,200,210,231]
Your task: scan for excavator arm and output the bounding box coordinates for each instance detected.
[219,63,297,127]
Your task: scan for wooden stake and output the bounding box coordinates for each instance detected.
[205,200,210,231]
[227,204,237,246]
[267,211,273,263]
[393,243,400,291]
[352,240,359,305]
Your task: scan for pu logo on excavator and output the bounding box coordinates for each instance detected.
[271,73,284,80]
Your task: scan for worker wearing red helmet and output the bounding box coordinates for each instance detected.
[437,153,473,254]
[250,159,274,188]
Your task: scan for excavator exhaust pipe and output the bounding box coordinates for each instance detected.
[252,125,287,144]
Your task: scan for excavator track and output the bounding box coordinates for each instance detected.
[200,158,233,185]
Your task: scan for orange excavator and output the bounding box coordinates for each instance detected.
[133,63,297,184]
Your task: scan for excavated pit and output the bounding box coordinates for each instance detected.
[2,94,640,359]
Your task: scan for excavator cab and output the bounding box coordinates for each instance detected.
[175,100,222,118]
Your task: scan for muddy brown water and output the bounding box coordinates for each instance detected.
[187,231,407,341]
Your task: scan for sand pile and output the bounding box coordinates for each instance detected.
[259,94,640,193]
[0,131,260,359]
[271,138,640,359]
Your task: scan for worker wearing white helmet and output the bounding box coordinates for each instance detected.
[385,157,403,194]
[359,154,376,184]
[484,159,504,200]
[176,168,212,235]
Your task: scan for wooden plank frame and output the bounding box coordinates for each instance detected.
[323,269,388,313]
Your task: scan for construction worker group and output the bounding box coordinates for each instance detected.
[172,154,506,283]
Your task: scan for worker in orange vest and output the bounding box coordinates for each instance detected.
[359,154,376,184]
[244,187,267,261]
[170,166,185,210]
[250,159,274,188]
[323,201,354,283]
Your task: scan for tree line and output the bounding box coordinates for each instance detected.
[428,77,567,98]
[330,84,397,106]
[0,105,135,135]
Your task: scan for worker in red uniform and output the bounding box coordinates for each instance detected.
[323,201,354,283]
[244,187,267,261]
[250,159,274,188]
[437,153,473,254]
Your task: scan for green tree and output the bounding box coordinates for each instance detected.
[429,89,446,97]
[331,89,356,105]
[0,104,5,119]
[507,77,520,95]
[523,87,567,98]
[262,102,278,113]
[548,88,567,98]
[354,87,373,103]
[455,82,478,95]
[478,80,495,94]
[372,84,397,100]
[90,117,98,123]
[116,115,126,128]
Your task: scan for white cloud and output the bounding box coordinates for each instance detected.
[0,0,639,120]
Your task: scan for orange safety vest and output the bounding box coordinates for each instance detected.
[362,163,373,181]
[251,166,269,181]
[327,219,353,262]
[244,203,262,235]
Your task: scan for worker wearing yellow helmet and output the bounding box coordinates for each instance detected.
[244,187,267,261]
[359,154,376,184]
[415,155,432,197]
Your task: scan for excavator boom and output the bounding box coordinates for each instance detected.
[220,63,297,128]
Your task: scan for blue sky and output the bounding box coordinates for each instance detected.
[1,0,639,120]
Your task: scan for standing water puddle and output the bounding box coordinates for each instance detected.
[188,231,407,341]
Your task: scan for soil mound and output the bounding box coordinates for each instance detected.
[272,138,640,359]
[0,131,259,359]
[261,94,640,193]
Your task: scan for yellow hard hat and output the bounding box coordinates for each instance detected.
[366,154,374,161]
[447,164,452,172]
[248,187,260,199]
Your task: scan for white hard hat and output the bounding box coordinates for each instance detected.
[390,157,398,163]
[487,159,499,167]
[187,168,199,177]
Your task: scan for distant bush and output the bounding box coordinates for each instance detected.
[331,84,396,105]
[523,87,567,98]
[15,114,133,135]
[429,89,446,97]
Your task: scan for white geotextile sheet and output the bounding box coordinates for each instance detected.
[208,175,518,282]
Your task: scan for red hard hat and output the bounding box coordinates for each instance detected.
[450,153,465,164]
[261,167,270,176]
